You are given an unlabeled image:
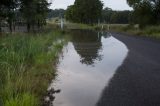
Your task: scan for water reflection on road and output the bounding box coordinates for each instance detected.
[49,30,128,106]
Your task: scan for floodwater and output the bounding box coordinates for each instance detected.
[49,30,129,106]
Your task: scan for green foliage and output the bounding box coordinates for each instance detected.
[108,24,160,39]
[48,9,65,19]
[134,1,155,27]
[0,29,66,106]
[0,0,50,32]
[65,0,103,24]
[5,93,38,106]
[102,7,132,24]
[20,0,50,31]
[65,5,76,22]
[127,0,160,26]
[0,0,18,32]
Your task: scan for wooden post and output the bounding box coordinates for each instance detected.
[60,17,63,30]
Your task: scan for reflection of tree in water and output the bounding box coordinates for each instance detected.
[70,30,110,66]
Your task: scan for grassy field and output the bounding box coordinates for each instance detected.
[0,27,67,106]
[104,24,160,39]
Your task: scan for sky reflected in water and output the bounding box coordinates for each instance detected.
[49,30,128,106]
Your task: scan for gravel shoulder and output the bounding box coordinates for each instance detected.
[97,32,160,106]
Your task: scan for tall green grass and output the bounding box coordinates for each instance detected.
[0,30,66,106]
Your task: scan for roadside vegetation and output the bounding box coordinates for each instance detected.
[0,27,67,106]
[1,0,70,106]
[103,24,160,39]
[61,22,160,39]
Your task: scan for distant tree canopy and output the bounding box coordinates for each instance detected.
[127,0,160,27]
[48,9,65,19]
[0,0,50,32]
[102,7,132,24]
[65,0,103,24]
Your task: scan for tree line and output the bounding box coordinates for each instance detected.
[102,7,132,24]
[0,0,50,32]
[65,0,132,25]
[48,9,65,19]
[65,0,160,27]
[48,8,132,24]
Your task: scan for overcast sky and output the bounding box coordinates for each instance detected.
[50,0,132,10]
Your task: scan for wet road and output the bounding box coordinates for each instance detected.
[97,32,160,106]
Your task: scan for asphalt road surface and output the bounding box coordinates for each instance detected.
[97,32,160,106]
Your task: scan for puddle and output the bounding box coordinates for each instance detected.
[49,30,128,106]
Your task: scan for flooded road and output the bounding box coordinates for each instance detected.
[49,30,128,106]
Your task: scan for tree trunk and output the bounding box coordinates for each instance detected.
[13,21,16,32]
[37,20,40,30]
[27,22,30,32]
[0,21,1,32]
[9,21,12,33]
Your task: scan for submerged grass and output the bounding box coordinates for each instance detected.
[66,23,94,30]
[0,28,67,106]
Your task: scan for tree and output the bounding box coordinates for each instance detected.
[48,9,65,19]
[35,0,50,29]
[102,7,113,23]
[65,5,76,22]
[20,0,50,32]
[127,0,160,26]
[154,0,160,24]
[65,0,103,24]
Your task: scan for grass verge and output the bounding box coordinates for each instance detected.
[0,28,67,106]
[103,24,160,39]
